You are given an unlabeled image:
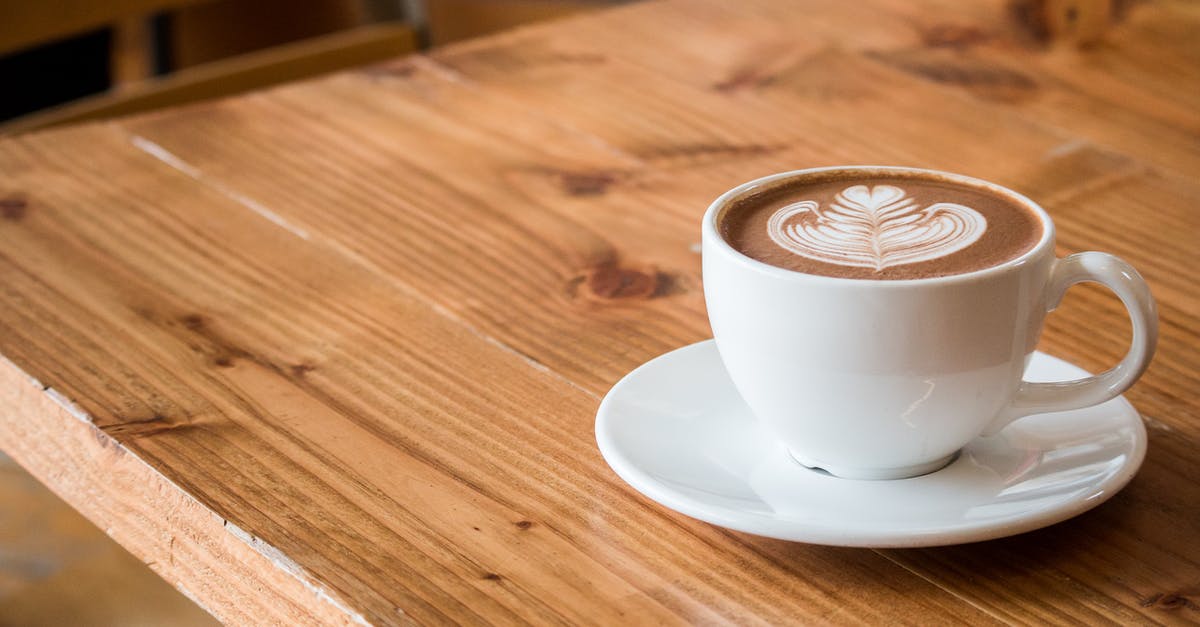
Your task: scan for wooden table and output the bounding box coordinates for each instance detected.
[2,0,1198,623]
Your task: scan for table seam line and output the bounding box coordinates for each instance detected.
[123,126,598,402]
[873,549,1015,625]
[129,134,313,242]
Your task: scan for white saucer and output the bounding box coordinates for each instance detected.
[595,340,1146,548]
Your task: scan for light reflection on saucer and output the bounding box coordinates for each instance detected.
[596,340,1145,547]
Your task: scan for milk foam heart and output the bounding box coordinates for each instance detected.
[767,184,987,271]
[720,172,1043,280]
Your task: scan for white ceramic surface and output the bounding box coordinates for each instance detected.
[595,341,1147,548]
[703,166,1157,479]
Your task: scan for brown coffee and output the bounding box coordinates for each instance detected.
[719,170,1044,279]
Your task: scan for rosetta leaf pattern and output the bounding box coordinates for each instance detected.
[767,184,987,271]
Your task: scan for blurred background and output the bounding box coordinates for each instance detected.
[0,0,632,134]
[0,1,627,623]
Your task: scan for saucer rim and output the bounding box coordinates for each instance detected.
[595,340,1147,548]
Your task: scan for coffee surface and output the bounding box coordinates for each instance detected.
[720,172,1043,279]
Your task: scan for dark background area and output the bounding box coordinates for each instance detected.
[0,31,115,122]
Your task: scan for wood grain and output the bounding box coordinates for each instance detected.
[0,355,357,625]
[1,0,1198,623]
[0,126,997,624]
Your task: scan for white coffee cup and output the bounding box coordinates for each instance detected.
[702,166,1157,480]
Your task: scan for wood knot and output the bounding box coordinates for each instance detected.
[1140,591,1198,611]
[637,143,786,167]
[867,51,1038,102]
[1010,0,1126,46]
[104,412,190,439]
[713,68,776,93]
[289,362,316,377]
[180,314,206,330]
[558,170,620,196]
[212,355,235,368]
[919,23,992,49]
[482,572,503,581]
[572,261,674,301]
[0,195,28,221]
[514,520,533,530]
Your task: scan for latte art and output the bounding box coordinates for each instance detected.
[767,184,987,271]
[721,172,1043,279]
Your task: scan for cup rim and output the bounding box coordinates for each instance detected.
[703,166,1056,287]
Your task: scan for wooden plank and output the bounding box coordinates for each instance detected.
[0,356,360,625]
[125,35,1193,407]
[538,0,1200,178]
[418,0,1200,426]
[3,0,1198,622]
[115,2,1200,622]
[0,125,996,623]
[422,7,1200,622]
[420,19,1098,183]
[121,50,1092,398]
[123,71,712,395]
[0,451,218,625]
[852,0,1200,180]
[1,23,418,135]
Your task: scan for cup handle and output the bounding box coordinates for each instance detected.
[982,252,1158,436]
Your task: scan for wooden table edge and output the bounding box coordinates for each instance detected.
[0,354,369,625]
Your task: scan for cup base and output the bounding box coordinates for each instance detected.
[788,449,959,480]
